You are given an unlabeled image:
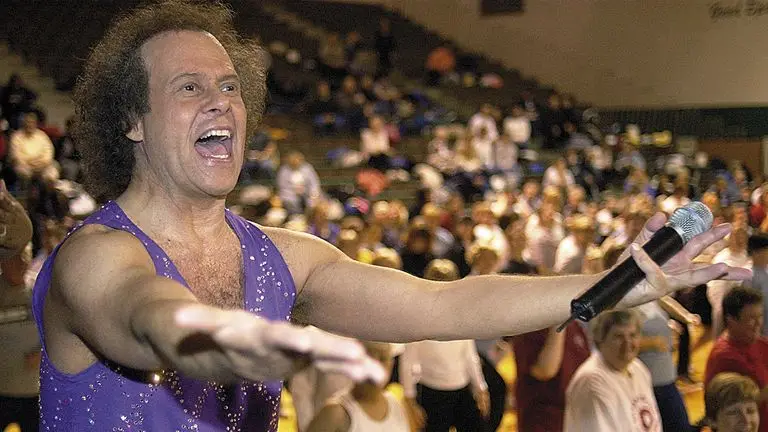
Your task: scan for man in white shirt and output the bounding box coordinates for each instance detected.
[468,104,498,142]
[709,227,752,337]
[9,112,56,181]
[503,104,531,148]
[565,310,662,432]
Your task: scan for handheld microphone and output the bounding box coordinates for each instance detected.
[557,201,713,332]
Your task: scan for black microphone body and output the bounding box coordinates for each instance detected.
[568,225,684,323]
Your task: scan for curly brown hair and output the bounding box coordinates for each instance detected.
[73,0,267,201]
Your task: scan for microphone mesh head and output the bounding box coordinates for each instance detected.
[667,201,713,244]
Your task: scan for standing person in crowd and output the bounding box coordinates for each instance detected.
[709,227,752,337]
[468,104,498,143]
[635,297,700,432]
[503,104,531,149]
[467,244,508,432]
[747,234,768,334]
[308,342,410,432]
[564,310,662,432]
[277,150,322,215]
[553,214,594,275]
[400,260,489,432]
[33,2,750,430]
[471,127,495,171]
[1,74,37,130]
[525,201,565,272]
[705,373,761,432]
[374,17,395,78]
[705,287,768,432]
[360,115,392,172]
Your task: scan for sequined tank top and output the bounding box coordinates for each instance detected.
[32,201,297,431]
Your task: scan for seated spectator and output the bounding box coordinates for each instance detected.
[335,76,367,130]
[660,185,692,214]
[421,204,455,258]
[708,227,752,337]
[454,138,482,174]
[400,259,489,432]
[277,151,322,215]
[307,342,409,432]
[343,31,362,69]
[241,130,278,181]
[705,287,768,432]
[503,104,532,148]
[564,310,662,432]
[493,133,520,185]
[53,117,81,181]
[360,116,392,172]
[308,201,340,245]
[614,140,647,175]
[705,373,761,432]
[426,128,456,174]
[542,158,575,190]
[9,112,56,183]
[306,81,343,136]
[513,180,541,218]
[424,43,456,87]
[468,104,499,142]
[318,33,347,84]
[399,224,434,278]
[502,218,537,275]
[563,185,587,218]
[1,74,37,130]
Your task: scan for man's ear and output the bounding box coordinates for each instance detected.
[126,118,144,142]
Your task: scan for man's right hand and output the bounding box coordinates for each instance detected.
[405,397,426,429]
[174,304,385,384]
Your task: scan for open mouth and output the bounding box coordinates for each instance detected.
[195,129,233,160]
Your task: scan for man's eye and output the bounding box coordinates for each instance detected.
[223,84,238,92]
[183,84,197,92]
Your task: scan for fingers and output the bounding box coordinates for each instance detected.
[681,223,732,260]
[635,212,667,245]
[630,244,664,286]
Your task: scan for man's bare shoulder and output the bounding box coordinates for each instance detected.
[255,224,345,291]
[53,224,155,285]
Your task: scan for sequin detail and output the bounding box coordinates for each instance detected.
[32,201,296,431]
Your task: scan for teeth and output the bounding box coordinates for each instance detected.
[199,129,232,140]
[210,154,230,159]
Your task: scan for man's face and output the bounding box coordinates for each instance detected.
[727,304,764,344]
[598,323,640,371]
[129,31,247,199]
[716,401,760,432]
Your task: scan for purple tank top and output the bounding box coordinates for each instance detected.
[32,201,297,431]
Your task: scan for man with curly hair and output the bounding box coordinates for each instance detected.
[30,1,750,431]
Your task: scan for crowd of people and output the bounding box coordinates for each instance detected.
[0,2,766,432]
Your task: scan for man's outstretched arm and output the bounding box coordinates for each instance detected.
[266,213,751,343]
